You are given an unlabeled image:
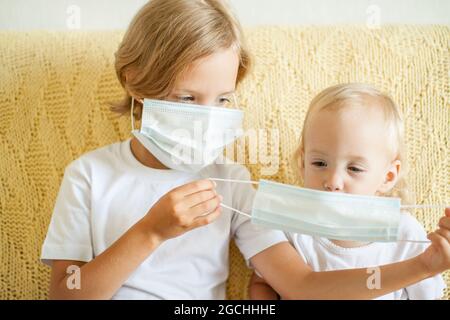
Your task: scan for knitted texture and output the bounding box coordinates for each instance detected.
[0,27,448,300]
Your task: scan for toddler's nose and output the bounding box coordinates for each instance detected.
[323,173,343,192]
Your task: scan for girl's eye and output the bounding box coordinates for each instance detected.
[348,166,364,173]
[178,96,195,103]
[312,161,327,167]
[218,96,232,107]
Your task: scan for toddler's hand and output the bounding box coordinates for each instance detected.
[419,207,450,275]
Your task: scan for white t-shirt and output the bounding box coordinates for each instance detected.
[41,139,287,299]
[286,213,446,300]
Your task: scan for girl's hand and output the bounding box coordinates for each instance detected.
[419,208,450,275]
[139,179,222,242]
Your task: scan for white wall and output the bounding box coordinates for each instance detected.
[0,0,448,30]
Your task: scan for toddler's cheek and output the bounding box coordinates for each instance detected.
[303,175,323,190]
[349,182,380,197]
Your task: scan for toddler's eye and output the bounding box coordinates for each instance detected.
[348,166,364,173]
[312,161,327,167]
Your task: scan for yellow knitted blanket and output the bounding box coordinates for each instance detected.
[0,26,448,300]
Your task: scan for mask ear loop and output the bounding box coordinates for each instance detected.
[220,203,252,218]
[209,178,256,219]
[130,97,135,131]
[210,178,258,185]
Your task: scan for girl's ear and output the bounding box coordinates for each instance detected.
[124,69,142,101]
[378,159,401,194]
[124,68,137,83]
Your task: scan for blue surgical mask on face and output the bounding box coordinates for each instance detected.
[211,178,444,243]
[131,98,243,172]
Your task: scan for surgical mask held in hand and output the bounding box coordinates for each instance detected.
[131,98,244,172]
[252,179,401,242]
[211,178,446,243]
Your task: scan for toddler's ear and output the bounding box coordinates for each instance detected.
[378,160,401,194]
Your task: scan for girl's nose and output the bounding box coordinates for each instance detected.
[196,99,210,106]
[196,96,217,106]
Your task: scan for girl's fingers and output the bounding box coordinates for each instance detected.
[439,216,450,230]
[182,179,216,196]
[445,207,450,218]
[189,195,222,218]
[171,179,216,199]
[183,190,217,209]
[191,206,222,229]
